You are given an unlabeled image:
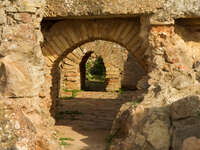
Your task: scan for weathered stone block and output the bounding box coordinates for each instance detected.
[0,55,44,97]
[171,96,200,150]
[14,13,32,23]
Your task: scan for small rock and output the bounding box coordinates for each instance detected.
[172,75,192,90]
[15,121,20,130]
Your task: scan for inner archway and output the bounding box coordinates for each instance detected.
[59,40,145,96]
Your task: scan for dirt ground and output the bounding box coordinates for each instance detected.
[54,91,142,150]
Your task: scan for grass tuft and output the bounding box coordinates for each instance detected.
[59,137,74,146]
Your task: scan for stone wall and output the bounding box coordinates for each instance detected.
[44,0,200,22]
[1,0,200,150]
[0,1,60,150]
[44,0,165,18]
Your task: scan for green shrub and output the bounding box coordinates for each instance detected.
[62,89,83,98]
[59,137,74,146]
[86,56,106,81]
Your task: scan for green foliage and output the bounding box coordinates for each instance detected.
[86,56,106,81]
[117,87,129,94]
[59,137,74,141]
[60,96,72,100]
[129,98,143,107]
[196,110,200,117]
[105,128,120,146]
[62,89,83,99]
[59,137,74,146]
[59,140,69,146]
[90,57,106,76]
[118,88,123,94]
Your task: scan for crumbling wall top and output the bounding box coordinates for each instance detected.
[44,0,200,21]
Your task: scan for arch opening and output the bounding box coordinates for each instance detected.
[82,54,106,91]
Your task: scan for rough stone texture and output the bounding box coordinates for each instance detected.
[171,96,200,150]
[0,98,36,150]
[44,0,165,18]
[0,0,45,97]
[44,0,200,23]
[109,19,200,150]
[0,0,60,150]
[182,137,200,150]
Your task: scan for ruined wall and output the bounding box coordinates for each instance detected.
[44,0,200,21]
[110,19,200,150]
[44,0,165,18]
[0,1,60,150]
[1,0,200,150]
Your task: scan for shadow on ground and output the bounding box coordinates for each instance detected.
[54,91,141,150]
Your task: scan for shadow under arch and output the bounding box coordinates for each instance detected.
[79,51,94,90]
[79,51,107,91]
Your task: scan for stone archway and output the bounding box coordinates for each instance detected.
[59,40,145,94]
[41,19,147,102]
